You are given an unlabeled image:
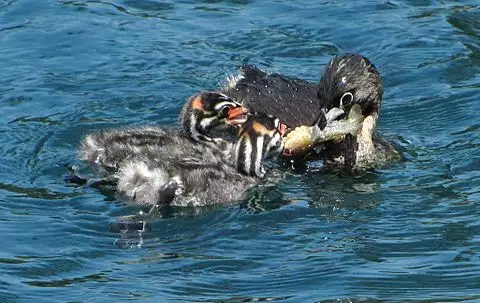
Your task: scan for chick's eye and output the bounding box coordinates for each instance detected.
[220,105,232,117]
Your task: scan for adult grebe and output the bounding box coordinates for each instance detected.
[222,54,400,170]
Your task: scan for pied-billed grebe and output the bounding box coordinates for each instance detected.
[115,112,286,207]
[79,91,248,171]
[222,54,400,170]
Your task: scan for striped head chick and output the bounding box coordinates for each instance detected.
[180,91,248,143]
[234,113,287,178]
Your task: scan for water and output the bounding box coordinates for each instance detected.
[1,0,479,302]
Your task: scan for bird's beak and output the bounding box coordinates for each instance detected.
[226,106,249,125]
[279,123,288,136]
[325,107,345,124]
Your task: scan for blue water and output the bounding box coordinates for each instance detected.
[1,0,479,302]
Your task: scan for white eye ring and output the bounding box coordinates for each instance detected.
[214,101,236,112]
[340,92,354,108]
[218,93,232,101]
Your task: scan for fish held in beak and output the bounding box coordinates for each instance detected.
[282,105,365,157]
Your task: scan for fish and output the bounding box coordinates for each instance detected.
[283,104,365,156]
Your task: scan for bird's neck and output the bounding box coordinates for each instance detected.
[233,134,266,178]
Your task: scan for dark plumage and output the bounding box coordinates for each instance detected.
[115,113,286,206]
[79,91,247,171]
[224,66,320,128]
[222,54,400,170]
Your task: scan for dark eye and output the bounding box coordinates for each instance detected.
[340,92,354,107]
[220,105,232,117]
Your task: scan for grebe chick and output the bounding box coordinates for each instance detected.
[115,113,286,207]
[79,91,248,171]
[222,54,400,170]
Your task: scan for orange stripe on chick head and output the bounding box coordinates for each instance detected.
[252,121,273,136]
[191,95,204,111]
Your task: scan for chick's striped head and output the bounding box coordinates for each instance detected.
[234,113,287,178]
[181,91,248,142]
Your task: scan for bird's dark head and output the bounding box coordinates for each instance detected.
[181,91,248,142]
[234,113,287,178]
[317,54,383,118]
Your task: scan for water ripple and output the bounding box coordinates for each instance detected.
[1,0,480,302]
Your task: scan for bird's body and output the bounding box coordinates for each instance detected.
[222,54,400,170]
[114,113,286,206]
[224,66,320,128]
[72,87,285,207]
[115,148,256,207]
[79,91,247,172]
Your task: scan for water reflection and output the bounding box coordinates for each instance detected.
[59,0,174,19]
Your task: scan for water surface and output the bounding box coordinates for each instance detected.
[1,0,479,302]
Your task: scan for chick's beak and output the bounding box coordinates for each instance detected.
[226,106,248,125]
[279,123,288,136]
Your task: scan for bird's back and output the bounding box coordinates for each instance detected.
[116,143,255,206]
[80,126,198,170]
[222,65,320,128]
